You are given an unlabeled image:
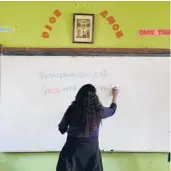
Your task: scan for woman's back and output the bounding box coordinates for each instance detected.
[56,84,118,171]
[58,84,118,138]
[59,103,117,138]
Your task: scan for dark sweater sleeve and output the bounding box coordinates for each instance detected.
[58,106,71,134]
[102,103,117,119]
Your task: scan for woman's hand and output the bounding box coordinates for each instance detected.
[112,87,118,103]
[112,87,118,97]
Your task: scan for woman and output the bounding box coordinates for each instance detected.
[56,84,118,171]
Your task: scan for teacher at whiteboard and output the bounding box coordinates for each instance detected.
[56,84,118,171]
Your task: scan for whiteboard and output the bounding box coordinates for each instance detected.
[0,56,170,152]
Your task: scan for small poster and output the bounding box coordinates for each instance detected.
[72,14,94,43]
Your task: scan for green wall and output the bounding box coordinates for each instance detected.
[0,153,170,171]
[0,1,170,48]
[0,1,170,171]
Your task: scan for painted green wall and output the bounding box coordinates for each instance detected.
[0,1,170,171]
[0,153,170,171]
[0,1,170,48]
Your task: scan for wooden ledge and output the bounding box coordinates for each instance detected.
[0,47,170,56]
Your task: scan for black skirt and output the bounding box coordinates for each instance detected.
[56,136,103,171]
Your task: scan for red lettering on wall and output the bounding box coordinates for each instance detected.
[100,10,123,39]
[42,32,49,38]
[49,17,56,24]
[45,25,52,31]
[100,10,108,18]
[54,10,61,17]
[112,24,119,31]
[116,31,123,38]
[42,9,62,39]
[107,16,115,24]
[158,29,170,35]
[165,29,170,35]
[137,29,170,36]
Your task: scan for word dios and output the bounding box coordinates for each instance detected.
[42,9,61,38]
[100,10,123,38]
[138,29,171,36]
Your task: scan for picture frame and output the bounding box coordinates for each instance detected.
[72,13,94,44]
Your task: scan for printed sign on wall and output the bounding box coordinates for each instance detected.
[0,26,15,32]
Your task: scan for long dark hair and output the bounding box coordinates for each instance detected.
[72,84,103,135]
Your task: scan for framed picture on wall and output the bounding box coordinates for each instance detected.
[72,13,94,44]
